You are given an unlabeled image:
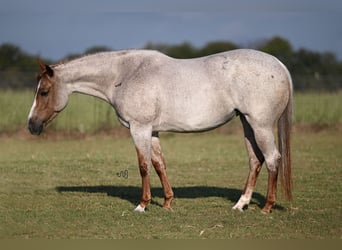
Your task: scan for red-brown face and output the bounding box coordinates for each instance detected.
[27,60,60,135]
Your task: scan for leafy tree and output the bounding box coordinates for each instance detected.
[0,44,41,88]
[259,36,294,69]
[198,41,238,57]
[165,42,197,59]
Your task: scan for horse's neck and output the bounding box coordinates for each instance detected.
[56,52,123,102]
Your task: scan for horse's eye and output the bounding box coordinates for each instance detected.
[40,91,49,97]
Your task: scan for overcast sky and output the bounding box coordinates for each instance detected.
[1,0,341,60]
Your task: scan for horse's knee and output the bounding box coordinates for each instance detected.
[139,162,149,176]
[137,154,150,176]
[135,147,151,176]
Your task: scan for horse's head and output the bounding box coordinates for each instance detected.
[27,59,69,135]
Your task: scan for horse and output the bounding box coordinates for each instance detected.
[27,49,293,213]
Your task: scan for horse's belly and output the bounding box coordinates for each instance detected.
[155,106,236,132]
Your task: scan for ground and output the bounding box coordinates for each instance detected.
[0,128,340,239]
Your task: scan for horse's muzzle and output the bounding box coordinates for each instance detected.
[27,118,44,135]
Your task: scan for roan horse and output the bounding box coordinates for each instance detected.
[27,49,292,213]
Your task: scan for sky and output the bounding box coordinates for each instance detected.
[1,0,341,61]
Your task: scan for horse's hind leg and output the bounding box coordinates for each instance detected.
[252,124,281,213]
[151,132,174,209]
[233,115,265,211]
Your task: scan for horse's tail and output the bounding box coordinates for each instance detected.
[277,70,293,201]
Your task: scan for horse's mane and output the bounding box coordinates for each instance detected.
[51,50,136,68]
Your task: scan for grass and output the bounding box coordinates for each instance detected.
[293,91,342,125]
[0,129,341,239]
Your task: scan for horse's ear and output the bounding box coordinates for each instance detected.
[37,58,54,77]
[45,65,54,77]
[37,58,46,71]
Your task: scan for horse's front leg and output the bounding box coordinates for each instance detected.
[130,124,153,213]
[151,132,174,209]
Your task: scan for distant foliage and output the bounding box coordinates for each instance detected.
[1,37,342,91]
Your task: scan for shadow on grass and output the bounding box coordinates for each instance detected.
[56,185,285,211]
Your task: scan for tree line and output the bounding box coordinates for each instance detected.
[0,36,341,91]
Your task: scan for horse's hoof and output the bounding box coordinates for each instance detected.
[261,203,274,214]
[232,205,244,212]
[134,204,145,213]
[261,209,272,214]
[261,207,272,214]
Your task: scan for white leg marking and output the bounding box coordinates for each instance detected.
[232,194,251,212]
[134,204,145,213]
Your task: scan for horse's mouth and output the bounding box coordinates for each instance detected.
[27,111,59,135]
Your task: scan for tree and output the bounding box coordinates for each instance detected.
[259,36,293,69]
[0,43,42,88]
[165,42,197,59]
[198,41,238,57]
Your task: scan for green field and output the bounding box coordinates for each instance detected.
[0,131,341,239]
[0,91,341,239]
